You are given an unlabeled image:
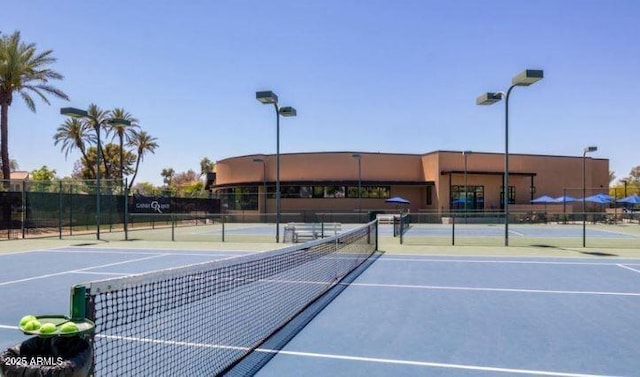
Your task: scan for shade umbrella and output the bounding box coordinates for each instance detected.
[531,195,555,214]
[582,194,613,204]
[553,195,578,203]
[385,196,410,205]
[618,194,640,204]
[531,195,555,203]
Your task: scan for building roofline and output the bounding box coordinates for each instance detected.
[216,150,609,163]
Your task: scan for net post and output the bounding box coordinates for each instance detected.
[70,285,87,321]
[374,219,378,251]
[400,214,404,245]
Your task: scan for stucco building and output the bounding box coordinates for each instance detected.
[211,151,609,216]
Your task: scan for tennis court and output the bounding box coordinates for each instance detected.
[1,223,640,376]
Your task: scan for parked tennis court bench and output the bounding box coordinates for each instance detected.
[285,222,341,243]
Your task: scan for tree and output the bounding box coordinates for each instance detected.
[108,108,139,184]
[0,31,68,182]
[53,118,95,176]
[200,157,215,177]
[630,166,640,183]
[131,181,162,196]
[30,165,56,181]
[84,104,113,178]
[172,170,201,197]
[29,165,57,192]
[161,168,174,186]
[128,130,158,189]
[74,143,135,181]
[609,170,616,184]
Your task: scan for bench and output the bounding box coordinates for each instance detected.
[376,214,395,224]
[285,222,341,243]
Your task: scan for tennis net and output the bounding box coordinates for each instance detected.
[74,220,378,376]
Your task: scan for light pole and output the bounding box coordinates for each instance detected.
[256,91,297,243]
[476,69,544,246]
[61,107,130,240]
[620,179,628,197]
[462,151,472,218]
[583,145,597,247]
[352,154,362,214]
[253,158,267,218]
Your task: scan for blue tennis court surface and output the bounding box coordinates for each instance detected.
[398,224,640,239]
[2,247,640,376]
[0,247,251,352]
[256,255,640,376]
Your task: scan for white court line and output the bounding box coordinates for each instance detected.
[70,271,130,276]
[0,247,70,256]
[97,334,618,377]
[42,249,240,257]
[617,264,640,274]
[0,324,17,330]
[350,282,640,297]
[508,229,526,236]
[378,257,634,266]
[256,278,640,297]
[0,254,168,286]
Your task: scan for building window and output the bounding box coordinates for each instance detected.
[218,187,258,210]
[266,185,391,199]
[426,185,433,205]
[499,186,516,207]
[451,185,484,211]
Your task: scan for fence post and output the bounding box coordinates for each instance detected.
[58,181,63,239]
[124,178,129,241]
[21,183,26,239]
[452,212,456,246]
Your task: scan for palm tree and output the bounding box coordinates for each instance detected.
[128,130,158,189]
[84,104,112,179]
[108,108,139,186]
[161,168,175,186]
[53,118,96,176]
[0,31,69,182]
[200,157,215,177]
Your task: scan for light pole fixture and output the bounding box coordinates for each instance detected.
[462,151,472,217]
[476,69,544,246]
[252,158,267,218]
[582,145,597,247]
[352,154,362,213]
[256,91,297,243]
[61,107,131,240]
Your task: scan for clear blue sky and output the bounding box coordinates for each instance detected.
[3,0,639,186]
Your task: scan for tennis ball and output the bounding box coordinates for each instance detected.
[60,322,78,334]
[40,323,57,334]
[19,315,37,327]
[23,320,41,331]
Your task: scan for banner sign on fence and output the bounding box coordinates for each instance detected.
[132,195,171,213]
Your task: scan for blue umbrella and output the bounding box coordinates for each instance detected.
[553,195,578,203]
[583,194,613,204]
[531,195,555,203]
[618,194,640,204]
[385,196,410,205]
